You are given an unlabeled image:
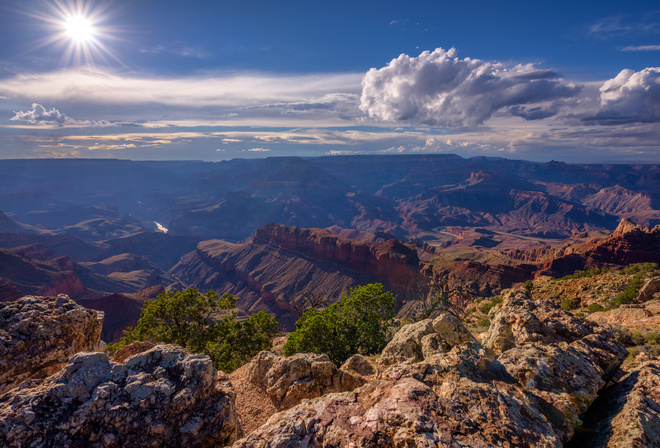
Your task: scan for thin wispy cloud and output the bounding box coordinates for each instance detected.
[620,45,660,52]
[139,44,209,59]
[0,69,363,108]
[589,14,660,38]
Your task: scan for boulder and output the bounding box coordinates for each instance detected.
[340,354,375,376]
[245,351,364,410]
[0,295,104,396]
[234,344,563,448]
[637,276,660,302]
[0,344,241,448]
[481,289,597,352]
[378,313,476,367]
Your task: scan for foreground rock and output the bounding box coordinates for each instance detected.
[246,351,367,410]
[0,295,104,396]
[568,359,660,447]
[0,344,240,448]
[234,290,628,448]
[378,312,477,366]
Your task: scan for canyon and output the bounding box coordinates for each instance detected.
[0,155,659,339]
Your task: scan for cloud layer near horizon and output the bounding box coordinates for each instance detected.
[0,70,362,108]
[1,48,659,162]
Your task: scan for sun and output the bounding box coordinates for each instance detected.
[64,15,96,44]
[21,0,126,68]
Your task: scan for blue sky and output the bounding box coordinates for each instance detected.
[0,0,659,162]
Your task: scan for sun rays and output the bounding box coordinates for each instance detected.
[20,0,125,68]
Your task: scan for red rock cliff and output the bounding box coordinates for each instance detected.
[253,223,427,293]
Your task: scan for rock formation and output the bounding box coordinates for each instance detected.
[0,294,104,396]
[378,312,477,366]
[637,276,660,302]
[233,290,629,448]
[170,223,428,325]
[569,360,660,447]
[245,351,366,410]
[3,288,659,447]
[0,345,240,448]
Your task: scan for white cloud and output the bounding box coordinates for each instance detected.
[139,44,209,59]
[360,48,580,127]
[243,147,271,152]
[621,45,660,52]
[582,67,660,124]
[10,103,112,127]
[0,69,363,108]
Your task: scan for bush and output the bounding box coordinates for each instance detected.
[611,264,659,308]
[109,287,279,373]
[607,325,634,347]
[477,316,491,328]
[560,297,579,311]
[631,330,646,346]
[587,303,605,313]
[645,332,660,345]
[283,283,396,365]
[523,280,534,291]
[558,268,606,280]
[479,296,502,315]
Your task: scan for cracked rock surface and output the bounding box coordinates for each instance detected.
[0,344,240,448]
[0,294,104,397]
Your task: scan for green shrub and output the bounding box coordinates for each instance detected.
[607,325,634,347]
[645,332,660,345]
[479,297,502,315]
[586,303,605,313]
[477,316,491,327]
[283,283,396,365]
[109,287,279,373]
[610,264,659,308]
[558,268,606,280]
[560,298,579,311]
[631,330,646,346]
[523,280,534,291]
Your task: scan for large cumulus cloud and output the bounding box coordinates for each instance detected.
[584,67,660,124]
[360,48,580,127]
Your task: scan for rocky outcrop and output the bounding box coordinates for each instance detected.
[587,307,653,326]
[245,351,366,410]
[532,218,660,278]
[568,359,660,447]
[234,290,627,448]
[378,313,477,366]
[0,295,104,396]
[0,345,241,448]
[637,276,660,302]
